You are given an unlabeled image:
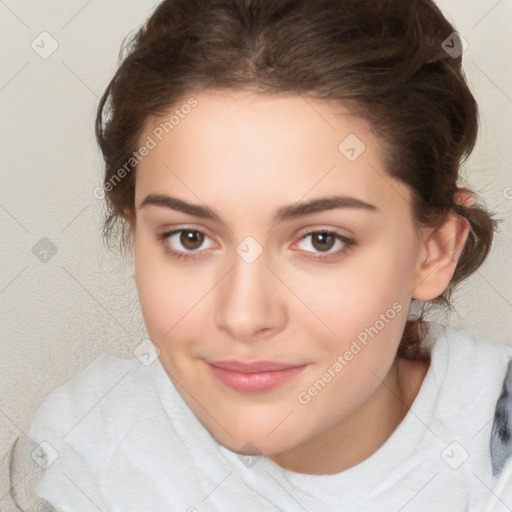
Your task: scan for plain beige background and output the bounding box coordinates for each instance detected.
[1,0,512,458]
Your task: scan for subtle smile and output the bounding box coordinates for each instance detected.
[207,360,308,393]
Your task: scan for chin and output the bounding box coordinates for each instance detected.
[209,423,306,458]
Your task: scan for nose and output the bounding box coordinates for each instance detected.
[214,250,287,343]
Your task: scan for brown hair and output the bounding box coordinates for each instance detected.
[95,0,497,360]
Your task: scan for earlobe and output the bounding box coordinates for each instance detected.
[411,211,471,301]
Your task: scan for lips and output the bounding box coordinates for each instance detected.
[209,360,303,372]
[207,360,307,393]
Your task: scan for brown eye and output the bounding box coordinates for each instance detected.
[295,230,355,262]
[157,228,214,260]
[311,232,335,252]
[180,230,205,250]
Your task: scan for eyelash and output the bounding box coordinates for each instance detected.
[156,228,356,262]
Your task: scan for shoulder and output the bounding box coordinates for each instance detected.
[29,345,165,456]
[421,322,512,413]
[428,321,512,361]
[469,453,512,511]
[30,352,134,436]
[425,321,512,400]
[425,323,512,480]
[425,322,512,387]
[23,345,186,508]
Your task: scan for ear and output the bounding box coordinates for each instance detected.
[411,201,472,301]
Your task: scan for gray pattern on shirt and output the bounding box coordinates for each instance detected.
[491,359,512,476]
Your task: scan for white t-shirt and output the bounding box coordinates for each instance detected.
[22,322,512,511]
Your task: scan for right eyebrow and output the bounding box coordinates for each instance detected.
[139,194,223,223]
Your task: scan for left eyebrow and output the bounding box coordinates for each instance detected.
[139,194,379,224]
[273,195,379,222]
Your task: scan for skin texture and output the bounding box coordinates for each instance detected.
[130,90,469,475]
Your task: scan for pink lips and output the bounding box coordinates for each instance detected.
[207,360,307,393]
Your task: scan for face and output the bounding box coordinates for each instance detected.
[132,90,425,461]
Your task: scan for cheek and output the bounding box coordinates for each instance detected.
[134,241,205,342]
[294,245,414,340]
[293,257,410,421]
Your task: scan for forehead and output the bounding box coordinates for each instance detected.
[135,90,412,221]
[143,89,371,161]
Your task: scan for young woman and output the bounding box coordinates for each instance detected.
[3,0,512,510]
